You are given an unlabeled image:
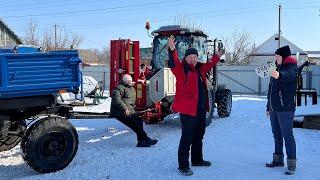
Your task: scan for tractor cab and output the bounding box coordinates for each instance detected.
[145,25,231,122]
[151,25,210,71]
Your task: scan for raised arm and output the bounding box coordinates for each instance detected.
[168,35,184,79]
[200,49,225,73]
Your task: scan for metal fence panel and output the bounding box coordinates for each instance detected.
[218,65,320,95]
[81,65,320,96]
[82,66,109,90]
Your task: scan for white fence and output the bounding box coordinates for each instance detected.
[218,65,320,95]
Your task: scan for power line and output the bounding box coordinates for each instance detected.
[0,0,95,9]
[2,0,273,20]
[11,4,277,33]
[2,0,185,19]
[2,0,92,12]
[13,8,273,32]
[11,2,317,40]
[6,1,276,27]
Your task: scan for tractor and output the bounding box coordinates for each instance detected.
[110,25,232,124]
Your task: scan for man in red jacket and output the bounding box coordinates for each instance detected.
[167,35,225,176]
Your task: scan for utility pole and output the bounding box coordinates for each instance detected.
[277,5,281,48]
[54,24,57,50]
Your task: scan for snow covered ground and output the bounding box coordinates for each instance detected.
[0,96,320,180]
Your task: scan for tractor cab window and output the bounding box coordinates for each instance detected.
[192,36,208,63]
[152,35,207,70]
[153,35,192,70]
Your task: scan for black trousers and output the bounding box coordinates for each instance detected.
[115,113,148,141]
[178,110,206,169]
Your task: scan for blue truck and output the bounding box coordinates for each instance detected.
[0,46,81,173]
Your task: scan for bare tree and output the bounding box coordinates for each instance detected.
[23,19,40,46]
[46,27,84,51]
[173,13,202,29]
[70,32,84,49]
[222,30,254,65]
[41,28,54,51]
[92,47,109,65]
[23,20,83,51]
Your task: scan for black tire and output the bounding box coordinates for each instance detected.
[0,135,22,152]
[217,89,232,118]
[161,101,171,116]
[0,119,26,152]
[21,116,78,173]
[205,90,214,126]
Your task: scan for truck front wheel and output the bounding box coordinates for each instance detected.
[21,116,78,173]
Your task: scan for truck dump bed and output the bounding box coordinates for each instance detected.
[0,50,81,99]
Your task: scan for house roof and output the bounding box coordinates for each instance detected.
[251,33,307,56]
[0,18,23,44]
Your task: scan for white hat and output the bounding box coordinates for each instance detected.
[122,74,133,83]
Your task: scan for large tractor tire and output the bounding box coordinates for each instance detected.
[205,90,214,126]
[0,116,26,152]
[216,89,232,118]
[21,116,78,173]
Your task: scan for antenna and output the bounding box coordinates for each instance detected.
[277,5,281,48]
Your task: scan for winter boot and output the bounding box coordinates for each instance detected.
[178,167,193,176]
[285,159,296,175]
[147,137,158,146]
[192,160,212,167]
[136,140,151,147]
[266,153,284,168]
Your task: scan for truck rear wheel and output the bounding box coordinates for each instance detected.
[21,116,78,173]
[217,89,232,118]
[0,117,26,152]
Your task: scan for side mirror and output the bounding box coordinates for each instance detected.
[145,21,150,30]
[218,40,224,51]
[216,40,225,63]
[190,37,195,44]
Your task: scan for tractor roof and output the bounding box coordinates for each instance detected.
[151,25,208,37]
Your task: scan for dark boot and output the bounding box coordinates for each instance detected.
[285,159,296,175]
[192,160,212,167]
[147,137,158,146]
[178,167,193,176]
[136,140,151,147]
[266,154,284,167]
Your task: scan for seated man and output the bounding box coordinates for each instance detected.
[110,74,158,147]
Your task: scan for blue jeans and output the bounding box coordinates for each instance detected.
[270,111,296,159]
